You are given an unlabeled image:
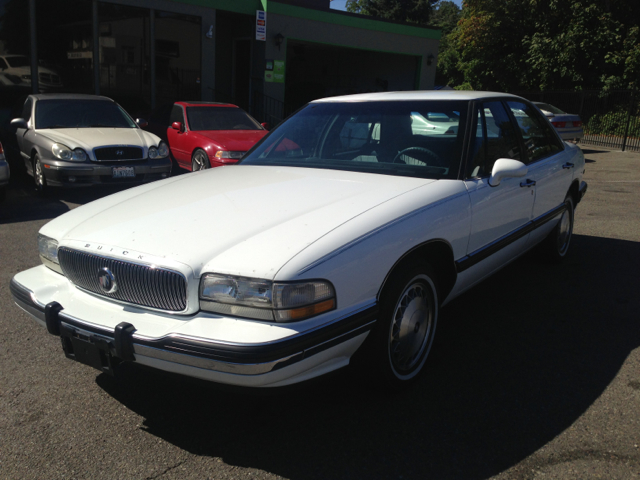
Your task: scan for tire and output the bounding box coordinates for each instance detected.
[33,154,48,195]
[542,195,574,263]
[0,186,5,202]
[191,149,210,171]
[360,261,439,390]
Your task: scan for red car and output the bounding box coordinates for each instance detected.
[146,102,268,171]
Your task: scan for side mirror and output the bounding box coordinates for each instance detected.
[261,122,270,131]
[488,159,528,187]
[171,121,184,132]
[136,118,148,128]
[11,118,28,130]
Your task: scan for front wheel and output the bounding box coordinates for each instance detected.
[33,154,48,195]
[191,149,210,171]
[361,262,439,389]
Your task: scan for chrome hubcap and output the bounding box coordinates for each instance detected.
[389,281,433,373]
[557,208,572,255]
[35,159,43,186]
[192,153,205,171]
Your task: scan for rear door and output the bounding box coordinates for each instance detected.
[505,100,573,244]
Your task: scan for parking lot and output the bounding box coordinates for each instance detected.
[0,146,638,479]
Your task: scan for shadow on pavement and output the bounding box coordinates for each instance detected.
[96,234,640,479]
[0,161,186,224]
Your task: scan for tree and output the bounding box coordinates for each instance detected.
[451,0,640,92]
[429,1,463,86]
[346,0,437,24]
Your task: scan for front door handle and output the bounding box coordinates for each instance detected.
[562,162,575,169]
[520,179,536,188]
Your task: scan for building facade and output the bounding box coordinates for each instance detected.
[0,0,440,121]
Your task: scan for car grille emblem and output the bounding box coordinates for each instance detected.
[116,150,124,156]
[98,267,117,294]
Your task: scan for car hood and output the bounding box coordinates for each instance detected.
[38,128,160,155]
[42,166,435,280]
[193,130,268,151]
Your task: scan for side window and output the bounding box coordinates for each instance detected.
[169,105,184,125]
[507,101,563,163]
[21,98,33,122]
[468,101,521,178]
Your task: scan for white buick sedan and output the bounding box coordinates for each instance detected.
[11,92,587,389]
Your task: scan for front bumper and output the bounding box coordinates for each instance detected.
[41,157,172,187]
[10,270,376,387]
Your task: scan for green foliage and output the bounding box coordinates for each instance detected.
[345,0,437,24]
[586,112,640,138]
[451,0,640,92]
[453,82,473,90]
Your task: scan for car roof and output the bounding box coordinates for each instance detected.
[30,93,115,102]
[311,91,526,103]
[176,101,238,108]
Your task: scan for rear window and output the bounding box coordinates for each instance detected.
[186,107,261,131]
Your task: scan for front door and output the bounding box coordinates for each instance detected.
[459,101,535,284]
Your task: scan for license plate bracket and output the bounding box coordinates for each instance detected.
[60,324,118,375]
[112,166,135,178]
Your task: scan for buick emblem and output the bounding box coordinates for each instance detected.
[98,267,117,294]
[116,150,124,156]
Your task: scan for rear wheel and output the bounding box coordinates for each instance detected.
[0,186,5,202]
[191,149,210,171]
[361,261,439,390]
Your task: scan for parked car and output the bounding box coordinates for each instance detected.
[10,91,587,390]
[0,55,63,90]
[145,101,268,171]
[0,141,9,201]
[533,102,583,143]
[10,94,172,192]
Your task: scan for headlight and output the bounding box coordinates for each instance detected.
[38,234,62,273]
[214,151,245,160]
[148,146,159,159]
[199,274,335,322]
[52,143,87,162]
[158,142,169,158]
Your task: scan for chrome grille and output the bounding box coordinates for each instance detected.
[58,248,187,312]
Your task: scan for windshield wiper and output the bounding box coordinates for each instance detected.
[44,125,72,129]
[88,124,125,128]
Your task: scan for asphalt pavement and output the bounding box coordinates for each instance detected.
[0,147,638,479]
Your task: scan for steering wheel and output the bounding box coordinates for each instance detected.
[392,146,442,165]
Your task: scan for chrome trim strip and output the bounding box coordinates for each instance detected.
[455,203,565,272]
[133,344,300,375]
[298,190,469,275]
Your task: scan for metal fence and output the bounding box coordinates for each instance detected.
[512,90,640,152]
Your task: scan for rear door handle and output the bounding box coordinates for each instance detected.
[562,162,575,169]
[520,179,536,188]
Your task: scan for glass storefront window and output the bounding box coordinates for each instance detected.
[36,0,92,95]
[155,11,201,105]
[98,3,151,115]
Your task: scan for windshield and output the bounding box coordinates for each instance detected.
[5,56,30,68]
[186,107,261,131]
[240,101,468,180]
[35,99,137,129]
